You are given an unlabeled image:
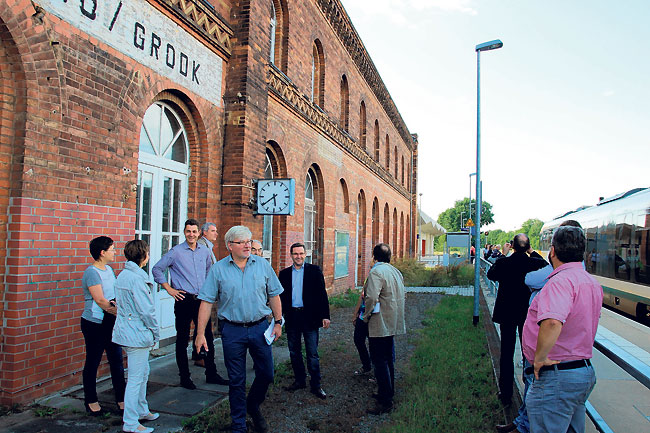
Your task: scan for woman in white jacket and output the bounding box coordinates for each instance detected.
[113,240,159,433]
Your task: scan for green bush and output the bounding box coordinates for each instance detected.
[392,258,430,287]
[393,259,474,287]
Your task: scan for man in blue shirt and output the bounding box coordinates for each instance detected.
[152,218,228,390]
[279,243,330,399]
[195,225,283,433]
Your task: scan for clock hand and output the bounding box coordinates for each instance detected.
[261,193,277,206]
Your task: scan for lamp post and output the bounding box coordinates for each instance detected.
[474,39,503,326]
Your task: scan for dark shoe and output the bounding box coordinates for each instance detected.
[354,366,372,376]
[247,405,268,433]
[367,401,393,415]
[180,378,197,390]
[206,373,230,386]
[284,381,306,392]
[310,387,326,399]
[84,403,103,416]
[194,359,205,367]
[496,422,517,433]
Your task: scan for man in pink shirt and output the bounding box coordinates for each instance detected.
[521,226,602,433]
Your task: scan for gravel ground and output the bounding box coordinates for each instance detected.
[260,292,444,433]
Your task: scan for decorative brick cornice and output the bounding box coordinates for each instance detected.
[268,67,410,199]
[315,0,413,150]
[156,0,233,57]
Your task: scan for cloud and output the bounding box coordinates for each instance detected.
[410,0,478,15]
[602,90,615,97]
[342,0,477,26]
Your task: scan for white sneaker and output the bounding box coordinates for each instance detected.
[123,425,154,433]
[140,412,160,421]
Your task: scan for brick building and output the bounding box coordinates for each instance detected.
[0,0,418,403]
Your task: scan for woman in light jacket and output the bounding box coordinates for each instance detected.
[112,240,160,433]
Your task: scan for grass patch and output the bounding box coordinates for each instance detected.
[392,258,474,287]
[329,288,360,308]
[379,296,500,433]
[182,399,231,433]
[31,405,58,417]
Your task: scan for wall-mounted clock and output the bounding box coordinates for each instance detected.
[256,178,295,215]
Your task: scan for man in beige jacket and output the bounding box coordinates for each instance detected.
[363,243,406,414]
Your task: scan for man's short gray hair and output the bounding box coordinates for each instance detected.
[201,222,216,234]
[224,225,252,248]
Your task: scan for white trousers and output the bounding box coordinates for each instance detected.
[123,347,151,430]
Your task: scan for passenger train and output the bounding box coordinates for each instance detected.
[539,187,650,325]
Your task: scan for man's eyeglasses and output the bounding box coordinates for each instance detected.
[229,240,252,245]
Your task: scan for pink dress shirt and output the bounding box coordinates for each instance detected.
[522,262,603,363]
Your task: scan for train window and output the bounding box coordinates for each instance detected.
[585,225,598,274]
[636,215,650,285]
[597,221,616,279]
[614,216,633,282]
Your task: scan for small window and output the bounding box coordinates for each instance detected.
[340,75,349,131]
[359,101,367,149]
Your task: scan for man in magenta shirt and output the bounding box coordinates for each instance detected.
[522,226,603,433]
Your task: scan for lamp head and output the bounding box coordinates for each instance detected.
[476,39,503,52]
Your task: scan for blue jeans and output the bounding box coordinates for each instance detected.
[123,347,151,430]
[527,364,596,433]
[513,358,533,433]
[369,335,395,405]
[221,321,273,433]
[354,318,371,371]
[286,325,321,389]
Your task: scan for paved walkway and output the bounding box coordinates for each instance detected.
[2,339,289,433]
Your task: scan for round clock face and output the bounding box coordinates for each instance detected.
[258,180,291,214]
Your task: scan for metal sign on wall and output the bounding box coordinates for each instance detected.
[37,0,224,107]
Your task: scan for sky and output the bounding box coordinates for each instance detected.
[340,0,650,231]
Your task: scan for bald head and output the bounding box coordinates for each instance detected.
[513,233,530,252]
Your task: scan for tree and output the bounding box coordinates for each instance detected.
[437,198,494,233]
[520,218,544,249]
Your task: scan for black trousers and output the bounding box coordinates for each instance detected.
[80,316,125,404]
[174,295,218,380]
[369,335,395,405]
[499,322,523,400]
[353,318,371,371]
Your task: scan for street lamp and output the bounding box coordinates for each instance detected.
[474,39,502,326]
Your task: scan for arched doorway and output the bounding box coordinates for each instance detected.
[135,101,190,341]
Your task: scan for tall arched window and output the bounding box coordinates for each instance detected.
[359,101,367,150]
[311,40,325,107]
[270,0,288,72]
[393,208,398,254]
[340,178,349,213]
[374,120,380,162]
[305,170,317,262]
[136,101,190,341]
[372,198,379,246]
[262,151,274,259]
[394,146,398,178]
[400,212,405,258]
[340,75,349,131]
[385,135,390,169]
[383,203,390,243]
[401,155,405,185]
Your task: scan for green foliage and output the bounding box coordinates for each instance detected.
[485,218,544,250]
[392,259,474,287]
[328,288,360,308]
[182,400,231,433]
[378,296,501,433]
[32,405,57,417]
[437,198,494,232]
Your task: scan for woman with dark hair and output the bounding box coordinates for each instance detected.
[113,239,159,433]
[80,236,126,415]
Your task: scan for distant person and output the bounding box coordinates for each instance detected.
[152,219,228,389]
[280,243,330,399]
[195,226,284,433]
[112,240,159,433]
[80,236,125,416]
[363,243,406,414]
[351,288,371,377]
[486,234,546,405]
[251,239,263,256]
[470,245,476,263]
[484,244,493,259]
[522,226,602,433]
[488,244,503,263]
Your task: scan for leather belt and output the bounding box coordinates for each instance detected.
[222,317,266,328]
[525,359,591,376]
[292,307,304,311]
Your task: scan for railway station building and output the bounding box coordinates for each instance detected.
[0,0,419,403]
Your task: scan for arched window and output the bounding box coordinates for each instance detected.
[372,198,379,246]
[340,178,349,213]
[374,120,379,162]
[401,155,405,185]
[385,135,390,169]
[393,208,398,254]
[269,0,288,72]
[311,40,325,107]
[305,170,316,262]
[394,146,398,178]
[340,75,349,131]
[359,101,366,150]
[383,203,390,243]
[407,162,411,190]
[262,151,274,259]
[400,212,405,258]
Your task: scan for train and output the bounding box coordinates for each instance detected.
[539,187,650,325]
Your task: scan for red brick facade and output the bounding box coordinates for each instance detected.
[0,0,418,404]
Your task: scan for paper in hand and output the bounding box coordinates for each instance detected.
[264,317,284,345]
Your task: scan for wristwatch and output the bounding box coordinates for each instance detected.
[274,319,282,325]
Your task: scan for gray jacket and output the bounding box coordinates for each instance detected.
[112,261,159,348]
[363,262,406,338]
